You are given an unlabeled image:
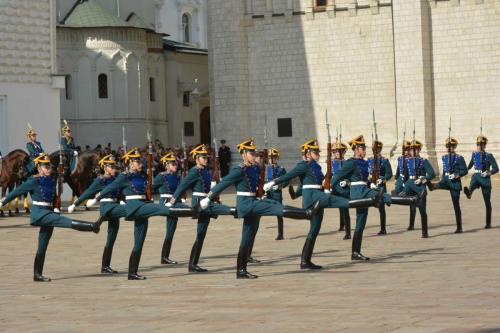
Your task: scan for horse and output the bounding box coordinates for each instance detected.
[0,150,29,216]
[49,150,102,201]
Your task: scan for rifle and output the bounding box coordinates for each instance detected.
[323,109,332,192]
[402,122,407,180]
[54,131,63,211]
[146,131,153,201]
[256,116,269,198]
[448,117,453,175]
[180,131,189,201]
[121,126,127,169]
[480,117,485,171]
[212,137,221,203]
[339,123,344,162]
[413,120,418,177]
[371,109,379,185]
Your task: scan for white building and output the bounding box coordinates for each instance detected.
[57,0,166,148]
[56,0,210,148]
[0,0,63,154]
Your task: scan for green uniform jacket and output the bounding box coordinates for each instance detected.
[172,166,231,216]
[272,160,327,209]
[210,164,282,218]
[96,171,151,220]
[467,152,499,188]
[403,158,436,195]
[439,154,468,191]
[1,176,56,225]
[331,158,375,200]
[74,175,121,217]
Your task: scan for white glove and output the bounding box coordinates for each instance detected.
[119,200,126,205]
[165,202,173,207]
[370,183,378,190]
[73,151,78,157]
[324,189,331,194]
[181,198,187,203]
[376,179,383,186]
[0,201,3,210]
[263,181,275,192]
[481,171,491,178]
[86,198,97,207]
[67,204,75,213]
[53,208,60,214]
[340,180,347,188]
[272,185,280,191]
[210,181,217,189]
[200,197,211,210]
[448,173,458,180]
[414,178,421,185]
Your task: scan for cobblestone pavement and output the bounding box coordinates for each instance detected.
[0,188,499,333]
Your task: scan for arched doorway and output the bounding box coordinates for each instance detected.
[200,107,211,145]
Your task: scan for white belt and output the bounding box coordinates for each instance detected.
[237,192,255,197]
[32,201,52,207]
[474,170,482,174]
[444,173,454,176]
[192,192,208,197]
[100,198,117,202]
[160,194,173,198]
[302,185,322,189]
[125,195,146,200]
[350,181,367,186]
[409,176,416,180]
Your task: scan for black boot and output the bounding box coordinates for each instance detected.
[33,253,51,282]
[421,215,428,238]
[378,209,387,235]
[426,181,437,192]
[351,232,370,261]
[71,220,100,233]
[101,246,118,274]
[247,237,260,264]
[188,241,207,272]
[348,197,378,208]
[455,215,463,233]
[128,251,146,280]
[288,185,297,199]
[161,238,178,264]
[408,206,416,230]
[300,238,322,269]
[463,186,472,199]
[236,246,258,279]
[485,206,492,229]
[276,217,284,240]
[283,205,316,220]
[391,195,418,206]
[95,213,108,230]
[169,207,196,218]
[342,211,351,240]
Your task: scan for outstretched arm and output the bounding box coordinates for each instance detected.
[1,178,35,206]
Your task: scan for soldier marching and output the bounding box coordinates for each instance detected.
[0,119,497,282]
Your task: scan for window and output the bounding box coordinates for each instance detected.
[183,91,190,107]
[98,73,108,99]
[184,122,194,136]
[149,77,155,101]
[65,75,72,100]
[314,0,327,11]
[277,118,293,137]
[182,13,190,43]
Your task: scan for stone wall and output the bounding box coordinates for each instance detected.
[208,0,500,173]
[0,0,61,153]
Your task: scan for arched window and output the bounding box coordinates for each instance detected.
[98,73,108,99]
[182,13,190,43]
[65,75,72,100]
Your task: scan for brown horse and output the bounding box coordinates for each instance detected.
[49,150,101,200]
[0,150,29,216]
